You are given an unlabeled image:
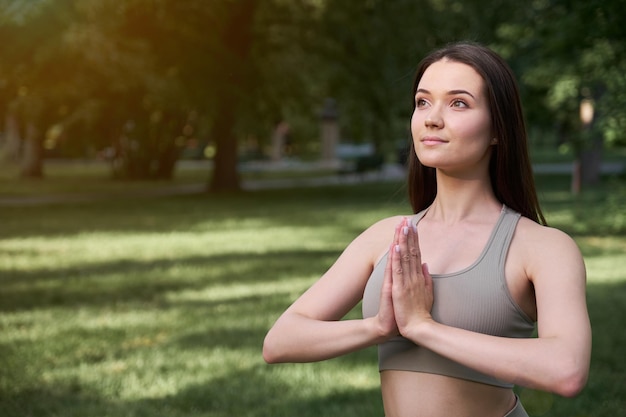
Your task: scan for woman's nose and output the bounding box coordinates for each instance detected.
[425,107,443,128]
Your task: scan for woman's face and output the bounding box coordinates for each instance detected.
[411,59,494,176]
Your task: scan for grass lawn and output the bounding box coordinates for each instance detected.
[0,169,625,416]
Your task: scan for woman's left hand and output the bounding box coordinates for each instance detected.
[390,217,434,337]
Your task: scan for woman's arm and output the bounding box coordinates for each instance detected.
[391,218,592,397]
[263,216,401,364]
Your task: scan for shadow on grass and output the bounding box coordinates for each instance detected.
[1,280,625,417]
[0,249,339,312]
[0,364,383,417]
[578,280,626,417]
[0,184,407,240]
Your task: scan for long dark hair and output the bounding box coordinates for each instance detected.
[407,41,546,225]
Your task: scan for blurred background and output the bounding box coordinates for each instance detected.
[1,0,624,190]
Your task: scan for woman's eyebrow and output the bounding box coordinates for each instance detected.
[448,89,475,99]
[416,88,476,99]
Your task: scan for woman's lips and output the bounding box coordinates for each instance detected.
[421,136,447,145]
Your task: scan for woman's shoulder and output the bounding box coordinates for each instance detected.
[362,214,422,238]
[514,216,583,265]
[351,215,409,262]
[515,216,577,245]
[367,214,409,230]
[355,215,410,247]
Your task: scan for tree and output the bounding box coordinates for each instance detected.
[494,0,626,189]
[64,0,192,179]
[315,0,525,155]
[0,0,80,177]
[7,0,621,193]
[204,0,332,191]
[0,0,329,187]
[205,0,258,192]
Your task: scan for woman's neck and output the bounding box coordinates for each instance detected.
[428,170,500,223]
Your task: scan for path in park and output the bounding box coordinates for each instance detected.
[0,162,405,207]
[0,161,623,207]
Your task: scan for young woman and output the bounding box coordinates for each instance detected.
[263,42,591,417]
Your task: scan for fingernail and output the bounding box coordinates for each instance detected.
[403,226,409,236]
[395,244,400,253]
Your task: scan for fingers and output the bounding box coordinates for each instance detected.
[391,243,401,275]
[377,243,399,338]
[391,222,405,278]
[396,217,420,278]
[390,219,434,332]
[408,219,421,261]
[389,217,422,300]
[383,243,395,286]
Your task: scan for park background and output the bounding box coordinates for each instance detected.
[1,1,625,416]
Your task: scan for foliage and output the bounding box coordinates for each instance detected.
[314,0,527,152]
[495,0,626,148]
[0,0,330,183]
[1,0,625,188]
[0,177,625,416]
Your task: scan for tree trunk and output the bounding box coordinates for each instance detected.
[155,143,181,180]
[3,111,22,163]
[208,0,258,192]
[20,122,44,178]
[580,134,603,186]
[209,98,241,192]
[571,159,581,195]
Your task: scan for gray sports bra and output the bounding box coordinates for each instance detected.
[362,205,536,388]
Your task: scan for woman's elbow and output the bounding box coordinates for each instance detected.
[262,331,285,364]
[262,344,279,364]
[551,364,589,398]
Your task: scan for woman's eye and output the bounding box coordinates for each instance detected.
[451,99,468,108]
[416,98,428,107]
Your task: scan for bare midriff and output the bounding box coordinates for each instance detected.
[381,370,516,417]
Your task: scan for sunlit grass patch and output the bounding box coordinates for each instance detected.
[166,276,316,304]
[585,254,626,283]
[0,178,625,416]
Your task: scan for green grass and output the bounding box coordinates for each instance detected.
[0,171,625,416]
[0,159,218,199]
[528,140,626,164]
[0,159,339,198]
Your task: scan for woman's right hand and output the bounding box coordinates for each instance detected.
[375,243,400,340]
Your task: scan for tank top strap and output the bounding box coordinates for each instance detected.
[491,205,521,270]
[410,208,429,226]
